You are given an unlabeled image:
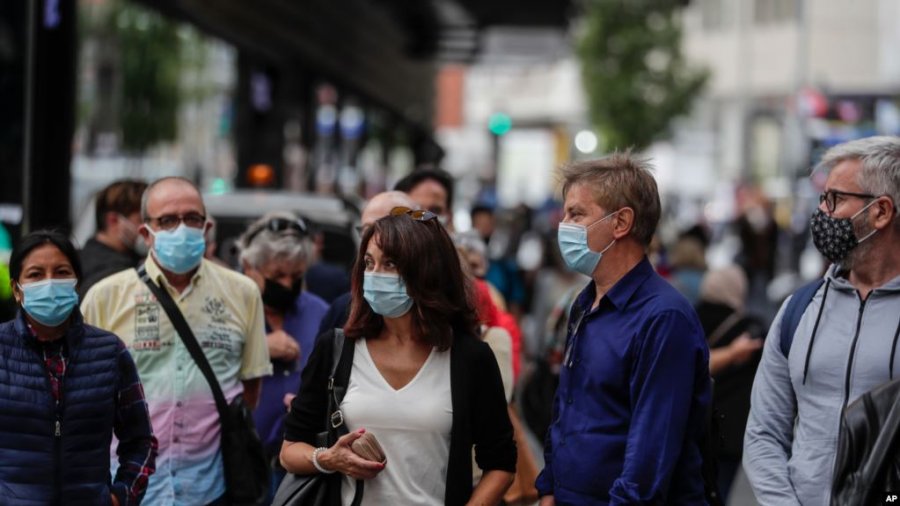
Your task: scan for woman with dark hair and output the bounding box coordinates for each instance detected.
[280,209,516,505]
[0,230,157,505]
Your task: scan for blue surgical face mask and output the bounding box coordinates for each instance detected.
[557,211,618,277]
[148,223,206,274]
[363,272,414,318]
[19,278,79,327]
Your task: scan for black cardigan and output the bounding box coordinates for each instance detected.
[284,329,517,505]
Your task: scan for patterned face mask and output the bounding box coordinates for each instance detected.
[809,200,878,264]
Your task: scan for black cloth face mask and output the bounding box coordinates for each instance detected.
[809,200,878,264]
[262,277,303,312]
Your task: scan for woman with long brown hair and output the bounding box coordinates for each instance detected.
[280,208,515,505]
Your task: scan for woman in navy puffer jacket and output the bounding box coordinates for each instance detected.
[0,230,157,505]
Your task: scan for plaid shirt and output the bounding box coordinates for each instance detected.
[29,324,158,505]
[39,338,66,402]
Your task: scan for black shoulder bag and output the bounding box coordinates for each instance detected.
[137,266,269,505]
[271,329,363,506]
[832,377,900,505]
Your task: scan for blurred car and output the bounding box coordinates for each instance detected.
[205,190,361,270]
[73,189,362,271]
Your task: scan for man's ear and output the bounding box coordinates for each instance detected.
[139,223,152,242]
[873,196,897,230]
[612,207,635,240]
[104,211,119,232]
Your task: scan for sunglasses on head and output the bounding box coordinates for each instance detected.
[247,216,308,244]
[390,206,438,222]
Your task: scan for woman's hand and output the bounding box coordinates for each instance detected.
[727,332,763,365]
[710,331,764,375]
[318,429,386,480]
[267,329,300,361]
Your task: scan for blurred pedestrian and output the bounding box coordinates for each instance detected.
[734,186,779,320]
[536,153,711,505]
[455,231,522,381]
[695,265,763,501]
[304,230,351,304]
[79,179,148,297]
[238,211,328,497]
[744,136,900,505]
[317,191,418,334]
[281,208,516,505]
[394,167,454,229]
[471,204,496,243]
[203,215,229,267]
[81,177,272,505]
[3,230,157,505]
[668,232,708,305]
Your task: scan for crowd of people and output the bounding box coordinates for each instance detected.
[0,135,899,505]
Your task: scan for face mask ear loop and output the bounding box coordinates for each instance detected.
[584,209,619,231]
[598,239,616,256]
[585,209,620,255]
[852,199,883,244]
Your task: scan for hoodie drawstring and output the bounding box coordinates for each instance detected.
[802,278,831,385]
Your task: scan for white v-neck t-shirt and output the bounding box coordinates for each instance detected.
[340,338,453,506]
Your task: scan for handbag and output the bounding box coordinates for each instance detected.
[138,266,269,505]
[271,329,363,506]
[831,378,900,505]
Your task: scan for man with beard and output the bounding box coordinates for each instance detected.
[744,136,900,505]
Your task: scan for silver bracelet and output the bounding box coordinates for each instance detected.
[312,447,336,474]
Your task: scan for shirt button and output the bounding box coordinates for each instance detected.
[176,401,183,408]
[173,436,180,443]
[566,397,573,404]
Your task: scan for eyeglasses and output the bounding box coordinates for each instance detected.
[818,190,875,213]
[246,216,309,244]
[147,213,207,230]
[390,206,438,222]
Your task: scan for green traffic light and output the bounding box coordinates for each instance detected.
[210,178,230,195]
[488,113,512,136]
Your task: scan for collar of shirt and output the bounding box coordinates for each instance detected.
[144,255,207,300]
[15,308,83,348]
[575,256,655,314]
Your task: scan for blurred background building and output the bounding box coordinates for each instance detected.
[3,2,899,503]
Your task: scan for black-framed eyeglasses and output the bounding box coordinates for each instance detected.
[247,216,309,244]
[390,206,438,222]
[818,190,876,213]
[146,213,207,230]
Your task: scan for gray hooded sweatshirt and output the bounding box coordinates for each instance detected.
[743,267,900,505]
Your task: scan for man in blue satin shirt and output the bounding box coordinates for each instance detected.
[536,153,711,505]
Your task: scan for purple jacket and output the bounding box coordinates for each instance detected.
[252,291,328,454]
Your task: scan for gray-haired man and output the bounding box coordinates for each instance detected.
[744,136,900,505]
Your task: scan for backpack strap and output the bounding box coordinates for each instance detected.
[779,279,825,358]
